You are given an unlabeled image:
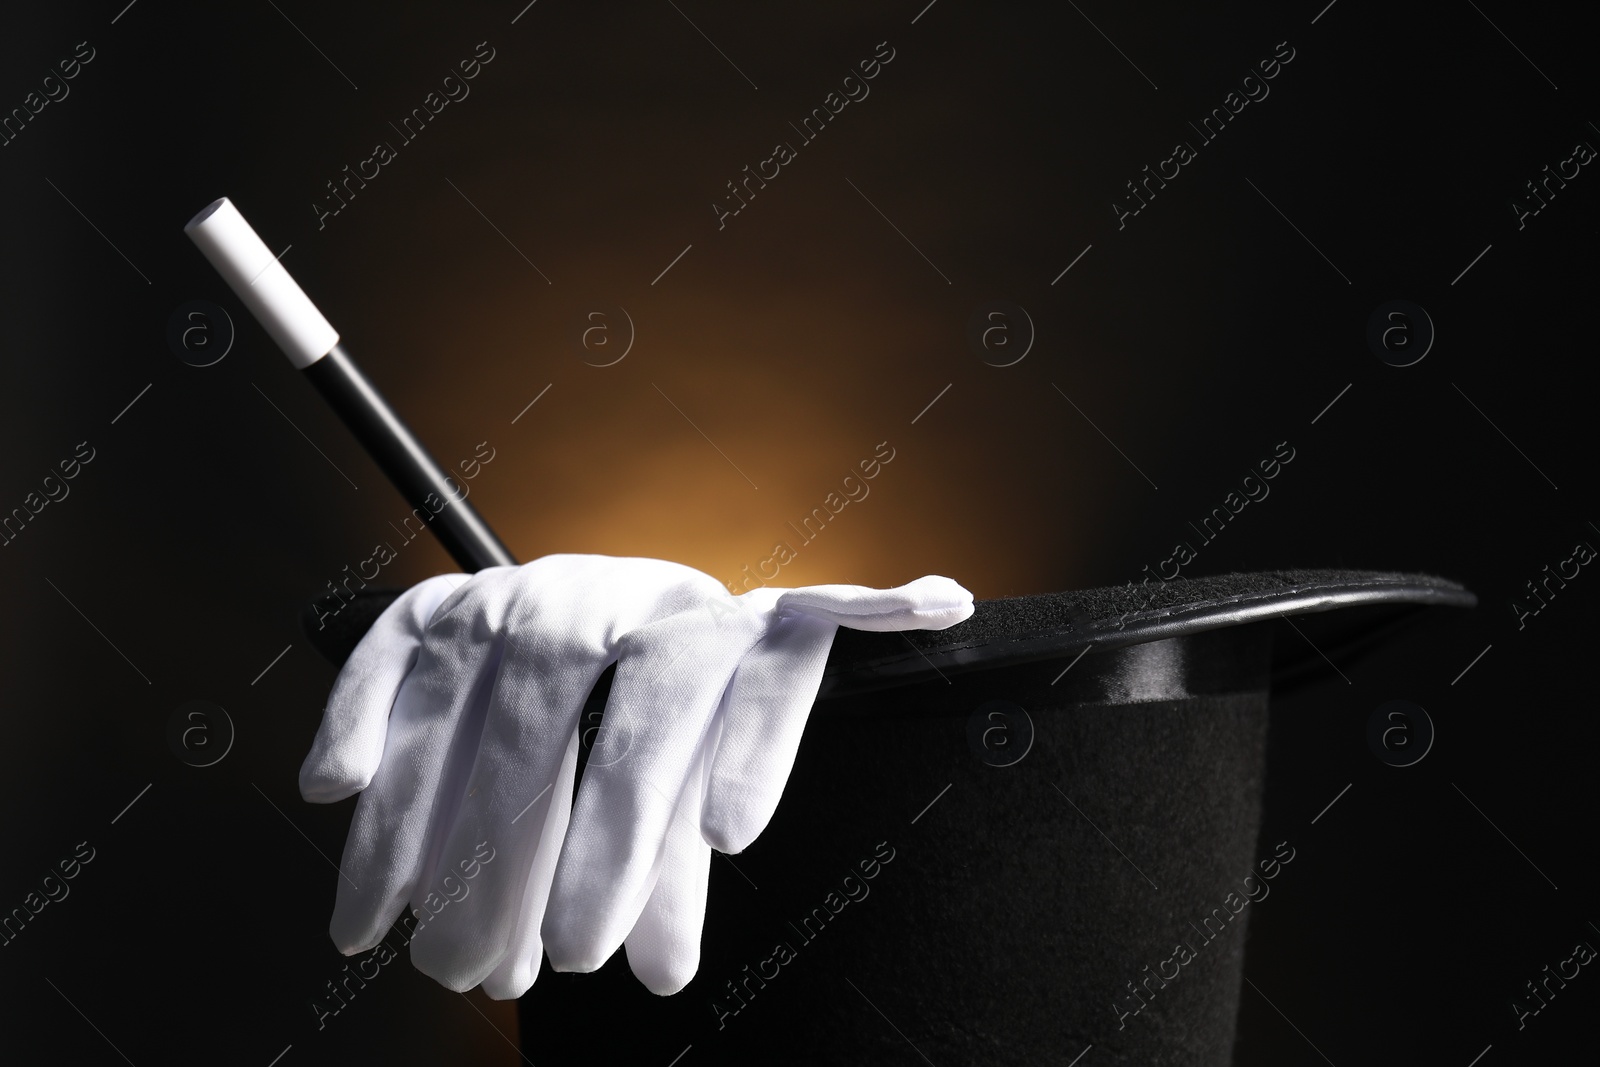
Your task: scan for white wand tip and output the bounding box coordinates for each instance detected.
[184,197,338,369]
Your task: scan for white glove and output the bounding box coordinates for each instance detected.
[298,554,973,999]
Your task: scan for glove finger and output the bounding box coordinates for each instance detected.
[542,627,749,975]
[408,555,729,988]
[700,611,837,854]
[326,575,510,955]
[300,574,468,803]
[480,727,581,1000]
[624,742,713,996]
[408,615,611,993]
[774,574,974,632]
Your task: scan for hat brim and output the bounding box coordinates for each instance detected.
[823,568,1474,695]
[303,568,1474,697]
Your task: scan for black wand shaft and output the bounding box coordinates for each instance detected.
[303,344,517,572]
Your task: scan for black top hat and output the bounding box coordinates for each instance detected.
[306,567,1471,1066]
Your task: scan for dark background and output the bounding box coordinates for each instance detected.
[1,0,1594,1063]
